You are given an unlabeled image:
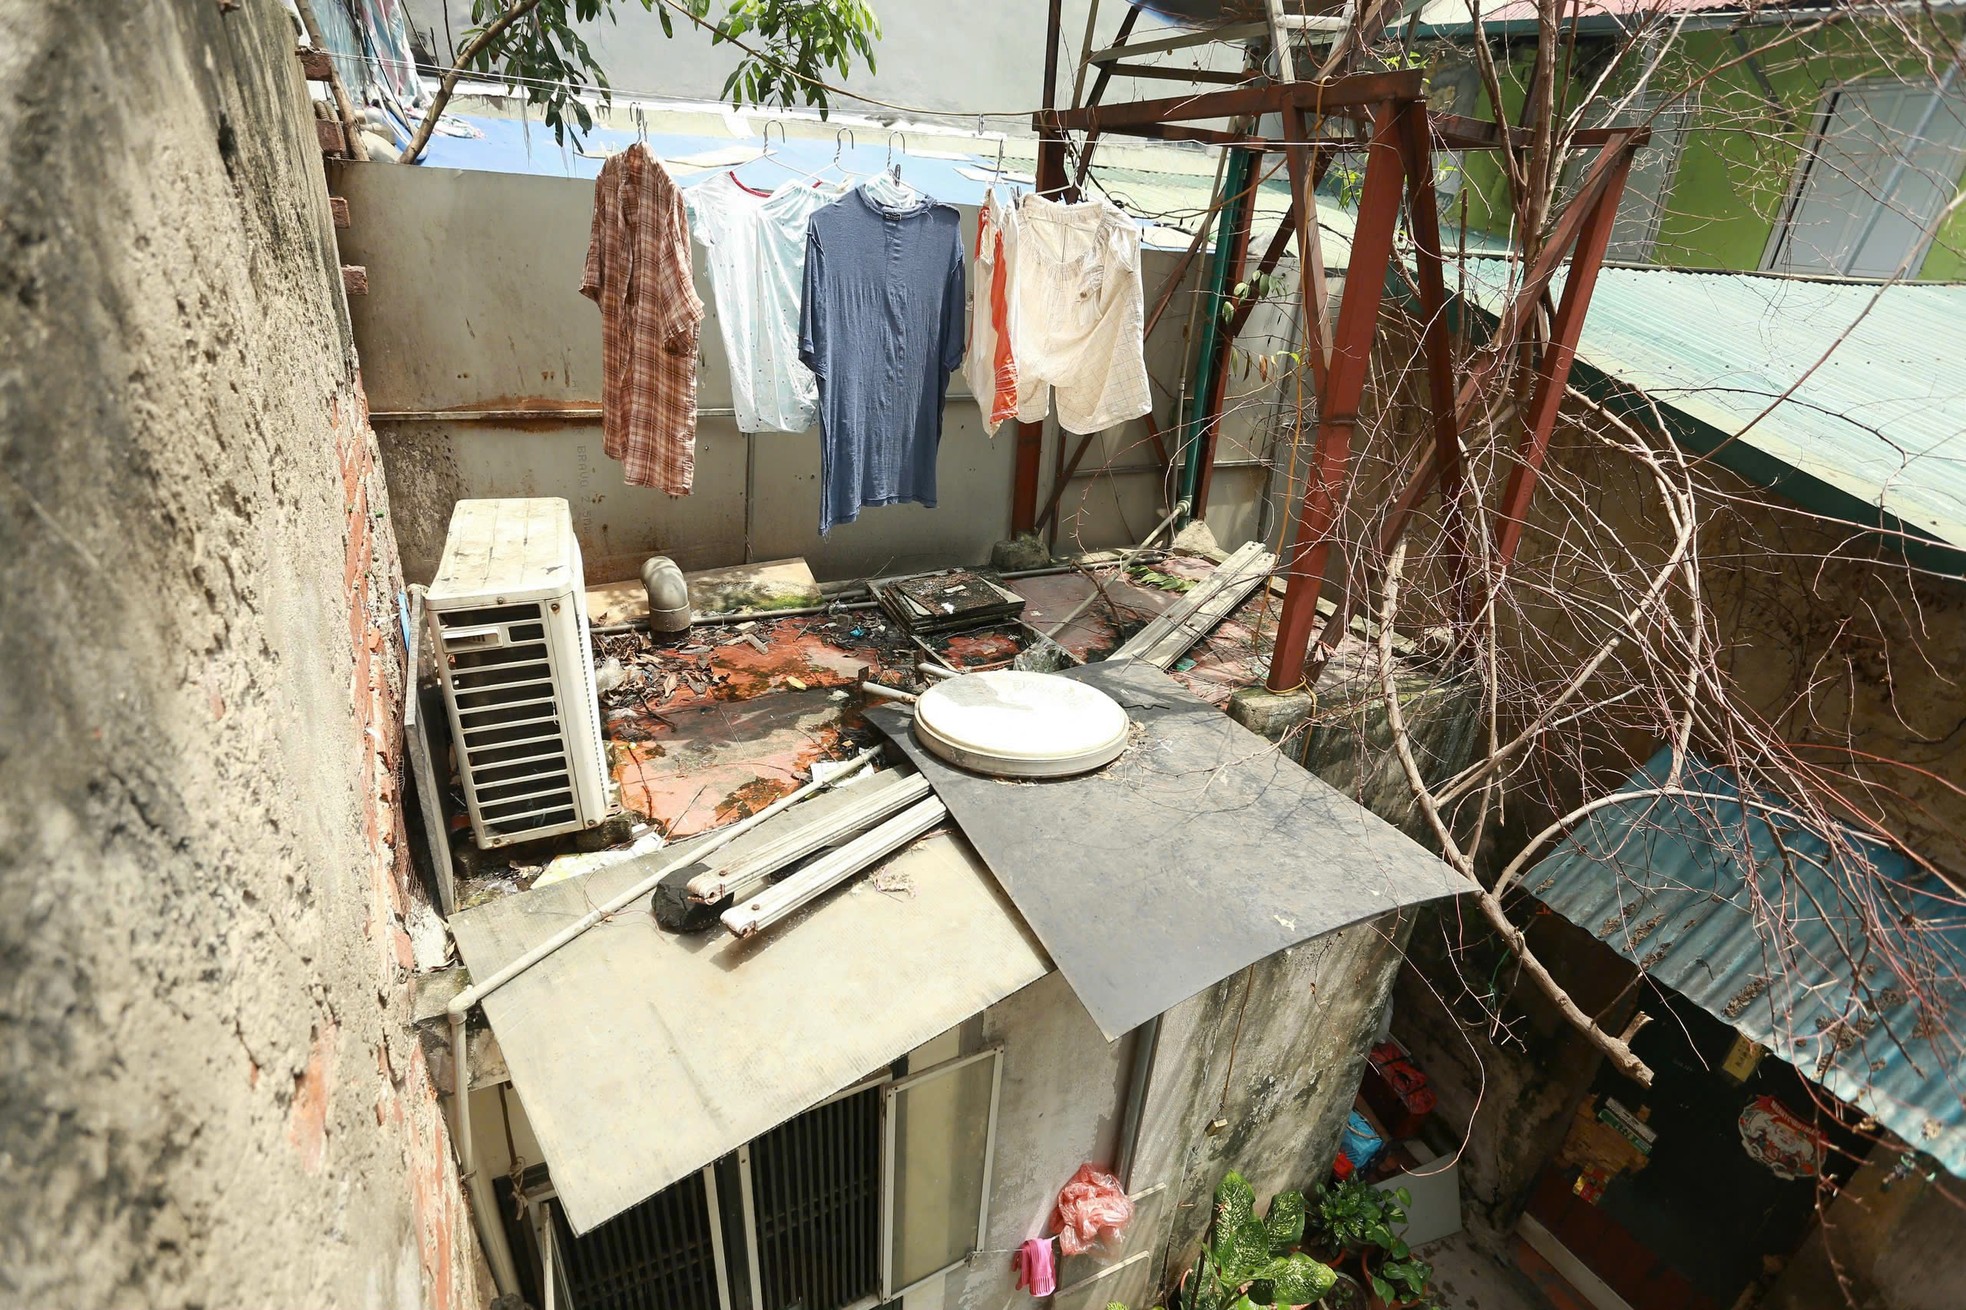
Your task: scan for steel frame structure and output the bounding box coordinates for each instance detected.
[1019,3,1644,692]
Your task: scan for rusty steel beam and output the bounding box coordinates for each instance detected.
[1431,113,1651,152]
[1491,146,1635,574]
[1042,68,1425,134]
[1374,129,1643,558]
[1071,5,1140,189]
[1266,104,1410,693]
[1015,0,1072,537]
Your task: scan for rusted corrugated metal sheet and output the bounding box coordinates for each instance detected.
[1526,748,1966,1175]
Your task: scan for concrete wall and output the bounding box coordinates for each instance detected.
[0,3,478,1306]
[334,160,1283,586]
[400,0,1245,123]
[1130,919,1414,1276]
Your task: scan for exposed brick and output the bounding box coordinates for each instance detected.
[341,264,368,296]
[286,1019,340,1174]
[315,118,347,155]
[329,195,350,228]
[298,48,333,81]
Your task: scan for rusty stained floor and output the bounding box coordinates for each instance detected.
[590,555,1287,843]
[597,613,915,838]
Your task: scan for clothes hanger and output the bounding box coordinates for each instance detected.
[738,120,797,178]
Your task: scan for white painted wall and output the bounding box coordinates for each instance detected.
[399,0,1245,124]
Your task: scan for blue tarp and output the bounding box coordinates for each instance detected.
[1525,748,1966,1175]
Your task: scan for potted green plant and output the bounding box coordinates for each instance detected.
[1169,1173,1337,1310]
[1361,1240,1440,1310]
[1306,1178,1407,1264]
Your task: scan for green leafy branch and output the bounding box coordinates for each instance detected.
[404,0,879,163]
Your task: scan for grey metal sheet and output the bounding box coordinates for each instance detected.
[449,820,1049,1234]
[869,661,1466,1040]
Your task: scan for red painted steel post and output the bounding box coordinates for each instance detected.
[1266,103,1410,693]
[1490,145,1635,575]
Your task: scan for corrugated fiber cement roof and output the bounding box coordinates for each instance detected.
[1461,259,1966,552]
[1526,748,1966,1175]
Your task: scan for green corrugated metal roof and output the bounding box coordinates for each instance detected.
[1459,259,1966,553]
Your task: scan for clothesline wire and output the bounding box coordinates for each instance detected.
[324,45,1371,145]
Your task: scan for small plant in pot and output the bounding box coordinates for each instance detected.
[1169,1172,1337,1310]
[1306,1179,1439,1310]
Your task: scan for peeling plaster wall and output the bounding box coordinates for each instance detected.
[1764,1150,1966,1310]
[0,3,479,1306]
[1131,920,1413,1282]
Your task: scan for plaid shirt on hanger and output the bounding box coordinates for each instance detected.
[581,144,704,495]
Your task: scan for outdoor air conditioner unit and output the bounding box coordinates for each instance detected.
[427,497,614,848]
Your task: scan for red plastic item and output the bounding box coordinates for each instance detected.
[1049,1164,1133,1256]
[1362,1041,1437,1140]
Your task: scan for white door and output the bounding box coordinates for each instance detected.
[1766,79,1966,278]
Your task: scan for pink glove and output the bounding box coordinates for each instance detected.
[1014,1236,1057,1297]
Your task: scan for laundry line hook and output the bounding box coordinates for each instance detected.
[886,130,907,181]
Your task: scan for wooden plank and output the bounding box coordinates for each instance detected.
[1042,68,1424,132]
[586,557,821,625]
[1111,541,1274,669]
[1100,64,1252,85]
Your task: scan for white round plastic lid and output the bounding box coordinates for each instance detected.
[912,670,1130,778]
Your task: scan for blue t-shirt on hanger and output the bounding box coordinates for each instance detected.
[798,177,966,534]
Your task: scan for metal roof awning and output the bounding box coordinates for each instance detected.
[450,824,1049,1234]
[1451,260,1966,559]
[1524,748,1966,1176]
[871,661,1470,1040]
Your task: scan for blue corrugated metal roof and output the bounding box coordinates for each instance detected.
[1526,748,1966,1174]
[1458,259,1966,554]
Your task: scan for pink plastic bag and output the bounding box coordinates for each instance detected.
[1049,1163,1133,1256]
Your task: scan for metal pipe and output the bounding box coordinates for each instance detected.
[859,682,919,705]
[1114,1014,1163,1191]
[450,1014,521,1296]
